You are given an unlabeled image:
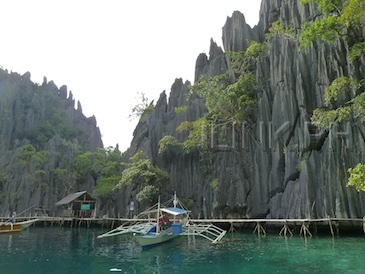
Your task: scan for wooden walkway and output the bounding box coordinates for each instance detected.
[3,216,365,237]
[190,217,365,237]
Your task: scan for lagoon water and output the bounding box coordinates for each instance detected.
[0,226,364,273]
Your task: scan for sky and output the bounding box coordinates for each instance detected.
[0,0,262,151]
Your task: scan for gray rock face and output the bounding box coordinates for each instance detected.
[127,0,365,219]
[195,39,228,83]
[0,69,103,216]
[222,10,259,52]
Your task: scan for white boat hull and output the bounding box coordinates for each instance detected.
[135,229,178,247]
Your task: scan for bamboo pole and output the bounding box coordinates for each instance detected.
[253,222,266,237]
[229,222,236,233]
[279,221,293,237]
[300,222,312,238]
[328,217,334,237]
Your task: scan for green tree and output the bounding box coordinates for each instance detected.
[348,163,365,192]
[226,41,268,76]
[310,77,365,128]
[90,146,123,199]
[72,150,93,179]
[93,176,121,198]
[176,40,259,175]
[300,0,365,128]
[54,168,77,198]
[158,135,184,159]
[135,185,159,204]
[300,0,365,191]
[115,151,169,203]
[266,21,297,41]
[191,73,255,126]
[300,0,365,60]
[129,91,154,122]
[176,117,210,152]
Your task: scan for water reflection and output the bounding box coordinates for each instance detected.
[7,234,12,251]
[1,227,365,273]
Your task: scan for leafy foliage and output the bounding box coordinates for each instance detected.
[300,0,344,13]
[226,41,267,76]
[299,0,365,58]
[115,151,168,202]
[174,105,188,115]
[178,40,259,158]
[226,51,246,75]
[245,41,268,59]
[15,144,49,173]
[191,73,256,126]
[348,42,365,62]
[93,176,121,198]
[310,77,365,129]
[176,117,210,152]
[266,21,297,41]
[348,163,365,192]
[87,146,123,198]
[136,185,159,203]
[300,0,365,192]
[129,91,154,122]
[72,150,93,179]
[210,178,220,192]
[323,76,354,106]
[300,0,365,129]
[158,135,183,157]
[311,106,352,128]
[299,15,342,48]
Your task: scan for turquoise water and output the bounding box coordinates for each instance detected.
[0,226,365,273]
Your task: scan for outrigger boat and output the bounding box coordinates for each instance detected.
[98,193,226,247]
[0,219,38,234]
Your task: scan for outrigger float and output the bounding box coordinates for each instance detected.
[97,193,226,247]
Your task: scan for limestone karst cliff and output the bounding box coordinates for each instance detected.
[0,69,103,216]
[1,0,364,221]
[125,0,365,220]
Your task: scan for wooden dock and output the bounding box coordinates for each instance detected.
[3,216,365,237]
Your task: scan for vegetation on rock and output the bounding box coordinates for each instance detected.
[129,91,154,122]
[115,151,169,203]
[300,0,365,191]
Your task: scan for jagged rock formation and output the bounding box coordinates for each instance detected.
[0,69,103,216]
[127,0,365,220]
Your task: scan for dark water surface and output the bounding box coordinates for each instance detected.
[0,226,364,273]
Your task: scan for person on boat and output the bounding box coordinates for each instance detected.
[11,211,16,223]
[160,213,171,230]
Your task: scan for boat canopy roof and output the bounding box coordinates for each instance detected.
[161,207,189,216]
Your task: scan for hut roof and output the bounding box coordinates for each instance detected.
[56,191,95,206]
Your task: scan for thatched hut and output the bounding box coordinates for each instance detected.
[56,191,96,218]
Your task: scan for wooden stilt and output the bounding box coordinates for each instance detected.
[279,221,293,237]
[300,222,312,238]
[229,222,236,233]
[328,217,334,237]
[253,222,266,236]
[335,221,339,236]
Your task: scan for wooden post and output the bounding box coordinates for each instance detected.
[279,221,292,237]
[229,222,235,233]
[300,222,312,238]
[253,222,266,237]
[334,221,339,236]
[328,217,334,237]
